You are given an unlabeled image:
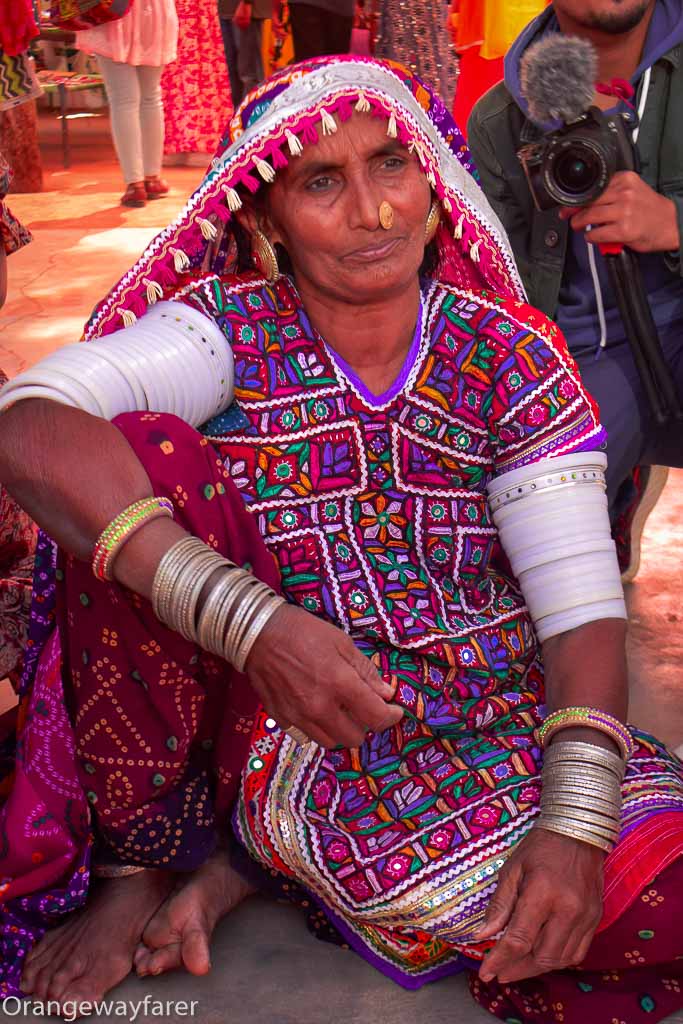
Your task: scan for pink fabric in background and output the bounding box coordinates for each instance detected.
[161,0,232,157]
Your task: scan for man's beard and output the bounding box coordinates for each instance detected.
[579,0,652,34]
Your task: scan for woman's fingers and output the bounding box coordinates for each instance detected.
[478,883,549,983]
[562,904,602,969]
[341,676,403,734]
[473,860,520,941]
[249,606,403,747]
[520,914,583,981]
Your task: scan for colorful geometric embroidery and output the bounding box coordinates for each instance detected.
[169,273,647,983]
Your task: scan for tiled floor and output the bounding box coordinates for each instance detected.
[3,115,683,1023]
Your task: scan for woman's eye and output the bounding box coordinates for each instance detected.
[307,176,335,192]
[382,157,405,171]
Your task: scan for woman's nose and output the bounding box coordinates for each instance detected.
[346,178,382,232]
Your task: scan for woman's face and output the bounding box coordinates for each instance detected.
[260,112,432,306]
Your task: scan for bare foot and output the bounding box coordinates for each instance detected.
[134,848,254,978]
[21,869,173,1009]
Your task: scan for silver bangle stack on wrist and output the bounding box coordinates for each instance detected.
[537,740,625,853]
[152,536,285,671]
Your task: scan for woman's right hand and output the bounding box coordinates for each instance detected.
[245,603,404,748]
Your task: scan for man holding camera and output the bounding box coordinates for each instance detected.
[468,0,683,580]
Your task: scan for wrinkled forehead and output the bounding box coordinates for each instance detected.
[269,112,418,191]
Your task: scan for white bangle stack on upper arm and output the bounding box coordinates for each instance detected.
[0,301,234,428]
[487,452,626,642]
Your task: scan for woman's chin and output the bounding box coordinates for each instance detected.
[327,257,421,302]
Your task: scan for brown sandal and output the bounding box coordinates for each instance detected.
[121,182,146,208]
[144,176,170,200]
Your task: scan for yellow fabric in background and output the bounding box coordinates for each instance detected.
[456,0,550,60]
[262,18,294,77]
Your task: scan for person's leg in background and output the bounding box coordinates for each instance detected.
[642,326,683,474]
[136,64,168,201]
[575,341,651,580]
[322,9,353,55]
[577,327,683,582]
[289,3,327,60]
[97,56,146,207]
[625,324,683,582]
[235,18,264,98]
[219,15,244,108]
[575,340,646,515]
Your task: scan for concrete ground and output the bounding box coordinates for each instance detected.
[1,113,682,1024]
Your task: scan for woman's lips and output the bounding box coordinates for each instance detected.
[343,237,403,263]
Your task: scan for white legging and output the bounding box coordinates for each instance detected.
[98,57,164,185]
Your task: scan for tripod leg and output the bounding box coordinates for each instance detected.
[605,255,669,426]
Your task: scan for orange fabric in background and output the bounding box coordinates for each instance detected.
[453,0,551,131]
[454,50,504,134]
[455,0,550,59]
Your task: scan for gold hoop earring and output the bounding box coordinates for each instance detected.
[425,200,441,245]
[252,230,280,282]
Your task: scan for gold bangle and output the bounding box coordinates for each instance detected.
[152,536,201,624]
[222,576,262,660]
[542,770,623,798]
[227,583,269,670]
[541,803,621,830]
[539,808,619,837]
[174,550,229,641]
[543,741,625,779]
[234,592,284,671]
[196,566,240,654]
[535,818,613,854]
[541,791,622,816]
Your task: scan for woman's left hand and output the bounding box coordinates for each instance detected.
[475,828,605,984]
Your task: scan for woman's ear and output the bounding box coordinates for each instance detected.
[235,196,283,247]
[235,203,260,238]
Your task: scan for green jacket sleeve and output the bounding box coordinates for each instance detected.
[467,102,533,287]
[664,192,683,277]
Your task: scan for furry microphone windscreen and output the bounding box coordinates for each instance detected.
[520,35,598,125]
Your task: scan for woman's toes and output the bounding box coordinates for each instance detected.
[181,927,212,976]
[22,935,62,992]
[60,952,132,1009]
[145,942,184,976]
[141,907,178,950]
[46,956,88,1002]
[31,963,60,1002]
[133,942,152,976]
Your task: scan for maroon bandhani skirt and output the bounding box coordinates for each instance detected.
[0,411,680,1024]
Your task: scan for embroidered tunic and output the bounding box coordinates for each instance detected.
[175,273,651,983]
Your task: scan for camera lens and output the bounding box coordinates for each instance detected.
[555,150,601,196]
[543,136,612,207]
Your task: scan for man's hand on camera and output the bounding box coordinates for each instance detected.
[560,171,680,253]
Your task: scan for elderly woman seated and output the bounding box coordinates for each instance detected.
[0,57,682,1024]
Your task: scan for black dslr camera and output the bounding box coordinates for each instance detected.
[517,107,636,211]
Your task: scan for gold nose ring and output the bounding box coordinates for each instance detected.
[379,200,394,230]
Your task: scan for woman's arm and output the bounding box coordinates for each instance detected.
[0,399,156,564]
[476,618,627,984]
[476,450,629,983]
[0,398,401,742]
